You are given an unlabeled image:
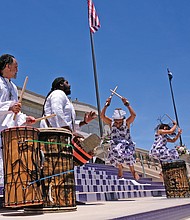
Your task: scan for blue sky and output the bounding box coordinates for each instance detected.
[1,0,190,151]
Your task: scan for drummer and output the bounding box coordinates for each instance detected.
[149,120,182,180]
[0,54,36,185]
[40,77,96,133]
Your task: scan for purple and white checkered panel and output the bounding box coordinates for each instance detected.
[76,192,106,203]
[116,191,146,199]
[75,172,119,186]
[74,163,166,202]
[82,165,106,174]
[74,166,148,193]
[75,166,107,178]
[76,165,142,183]
[76,190,152,203]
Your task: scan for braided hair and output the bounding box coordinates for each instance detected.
[42,77,65,116]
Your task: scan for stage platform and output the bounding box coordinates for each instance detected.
[0,196,190,220]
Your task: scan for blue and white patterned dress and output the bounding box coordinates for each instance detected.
[149,133,179,162]
[108,120,136,167]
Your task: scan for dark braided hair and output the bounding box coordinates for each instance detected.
[42,77,65,116]
[0,54,15,75]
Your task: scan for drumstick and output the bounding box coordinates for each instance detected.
[165,114,175,123]
[18,76,28,102]
[110,89,123,99]
[165,114,179,127]
[13,76,28,120]
[106,86,118,105]
[35,114,56,122]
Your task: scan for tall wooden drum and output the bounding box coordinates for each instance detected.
[25,128,76,212]
[1,126,43,207]
[162,160,190,198]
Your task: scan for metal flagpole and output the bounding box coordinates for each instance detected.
[89,31,103,137]
[167,68,183,146]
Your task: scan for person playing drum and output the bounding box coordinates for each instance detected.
[0,54,36,126]
[40,77,97,165]
[149,120,182,180]
[0,54,36,186]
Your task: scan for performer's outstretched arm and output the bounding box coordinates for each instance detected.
[100,97,112,126]
[121,97,136,125]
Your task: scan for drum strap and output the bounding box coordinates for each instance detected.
[45,118,52,127]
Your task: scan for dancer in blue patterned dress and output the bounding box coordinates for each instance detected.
[101,96,139,180]
[149,121,182,179]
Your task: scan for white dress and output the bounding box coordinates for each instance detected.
[108,120,136,167]
[149,133,179,162]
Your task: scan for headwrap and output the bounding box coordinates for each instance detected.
[51,77,65,90]
[112,109,126,119]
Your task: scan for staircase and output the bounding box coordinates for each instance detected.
[75,163,165,203]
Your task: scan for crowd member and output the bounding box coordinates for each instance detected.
[149,120,182,180]
[0,54,36,185]
[100,96,140,180]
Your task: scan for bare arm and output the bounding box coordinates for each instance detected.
[167,128,182,143]
[121,97,136,125]
[100,98,112,127]
[79,111,97,127]
[158,122,177,135]
[25,116,36,125]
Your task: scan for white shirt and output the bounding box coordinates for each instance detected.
[40,90,76,131]
[0,76,27,130]
[0,76,27,185]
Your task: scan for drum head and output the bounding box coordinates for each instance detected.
[1,126,39,134]
[38,127,72,135]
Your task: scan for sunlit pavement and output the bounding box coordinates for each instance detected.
[0,197,190,220]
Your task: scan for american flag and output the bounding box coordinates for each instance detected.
[88,0,100,33]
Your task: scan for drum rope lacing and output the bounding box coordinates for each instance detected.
[22,140,75,189]
[23,169,75,190]
[27,139,74,148]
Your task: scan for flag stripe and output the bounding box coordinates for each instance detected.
[88,0,100,33]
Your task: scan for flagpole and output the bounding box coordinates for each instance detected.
[167,68,183,146]
[89,31,103,137]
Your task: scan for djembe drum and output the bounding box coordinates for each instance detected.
[25,128,76,212]
[72,136,92,166]
[72,134,101,166]
[1,126,43,207]
[162,160,190,198]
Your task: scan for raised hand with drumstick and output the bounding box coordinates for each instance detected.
[13,76,28,120]
[149,114,182,181]
[101,88,140,181]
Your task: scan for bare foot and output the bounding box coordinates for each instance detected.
[133,171,140,181]
[159,172,164,182]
